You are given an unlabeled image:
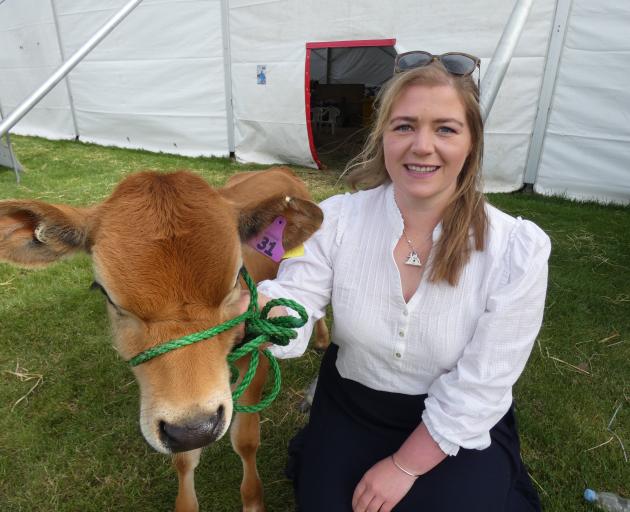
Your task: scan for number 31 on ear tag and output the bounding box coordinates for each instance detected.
[247,216,286,262]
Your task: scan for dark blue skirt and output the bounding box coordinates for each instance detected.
[288,344,541,511]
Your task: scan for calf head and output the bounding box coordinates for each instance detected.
[0,169,322,454]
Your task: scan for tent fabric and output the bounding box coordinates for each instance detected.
[1,0,229,157]
[534,0,630,204]
[310,47,396,87]
[0,0,75,138]
[0,0,628,204]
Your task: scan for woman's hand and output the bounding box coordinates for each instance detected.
[351,422,448,510]
[351,456,416,512]
[233,290,288,350]
[258,291,288,318]
[257,291,289,350]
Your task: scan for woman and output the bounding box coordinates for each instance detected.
[258,51,550,511]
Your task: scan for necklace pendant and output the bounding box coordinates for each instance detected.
[405,251,422,267]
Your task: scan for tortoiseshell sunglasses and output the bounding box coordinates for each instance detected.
[394,51,480,88]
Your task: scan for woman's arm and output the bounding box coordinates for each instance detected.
[257,193,347,358]
[422,219,551,455]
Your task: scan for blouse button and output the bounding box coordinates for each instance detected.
[403,310,409,316]
[398,330,405,337]
[395,352,402,358]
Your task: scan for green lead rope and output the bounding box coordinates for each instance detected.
[128,267,307,413]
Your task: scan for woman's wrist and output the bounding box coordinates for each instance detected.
[393,423,449,477]
[390,454,420,478]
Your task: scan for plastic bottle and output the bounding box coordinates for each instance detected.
[584,489,630,511]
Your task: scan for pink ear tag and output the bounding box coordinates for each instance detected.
[248,216,286,262]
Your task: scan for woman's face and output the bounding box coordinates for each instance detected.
[383,84,472,212]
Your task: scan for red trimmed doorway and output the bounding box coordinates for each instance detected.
[305,39,396,169]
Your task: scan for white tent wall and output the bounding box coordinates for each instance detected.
[0,0,75,139]
[534,0,630,204]
[0,0,229,158]
[2,0,628,204]
[228,0,555,192]
[227,0,314,167]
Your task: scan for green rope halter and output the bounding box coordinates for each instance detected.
[128,267,307,413]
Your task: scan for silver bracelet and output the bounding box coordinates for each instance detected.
[390,454,420,478]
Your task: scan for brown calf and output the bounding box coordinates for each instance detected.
[0,167,328,511]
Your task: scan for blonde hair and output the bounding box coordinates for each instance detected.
[345,63,487,286]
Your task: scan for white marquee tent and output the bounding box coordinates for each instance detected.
[0,0,628,204]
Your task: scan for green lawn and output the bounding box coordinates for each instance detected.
[0,136,628,511]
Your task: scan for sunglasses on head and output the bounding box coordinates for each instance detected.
[394,51,480,87]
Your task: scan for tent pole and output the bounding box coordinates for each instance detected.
[523,0,573,186]
[220,0,236,155]
[0,0,144,139]
[479,0,534,122]
[50,0,80,140]
[0,99,22,183]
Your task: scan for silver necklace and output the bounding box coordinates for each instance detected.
[402,227,423,267]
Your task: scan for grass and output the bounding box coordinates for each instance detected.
[1,135,628,511]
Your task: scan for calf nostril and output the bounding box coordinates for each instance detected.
[158,420,169,443]
[158,410,226,452]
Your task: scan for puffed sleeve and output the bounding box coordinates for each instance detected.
[421,219,551,456]
[257,193,347,358]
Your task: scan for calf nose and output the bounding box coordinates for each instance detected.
[159,406,225,452]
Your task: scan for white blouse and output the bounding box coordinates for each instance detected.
[258,182,551,456]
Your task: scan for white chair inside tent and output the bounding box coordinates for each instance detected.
[311,106,325,128]
[312,106,340,135]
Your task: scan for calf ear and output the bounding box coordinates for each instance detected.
[0,200,93,267]
[237,195,323,250]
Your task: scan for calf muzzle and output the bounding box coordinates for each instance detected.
[159,406,226,452]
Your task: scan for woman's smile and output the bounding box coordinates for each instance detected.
[404,164,441,177]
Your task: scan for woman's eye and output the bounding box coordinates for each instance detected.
[437,126,456,134]
[393,124,413,132]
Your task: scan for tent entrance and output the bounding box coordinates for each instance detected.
[305,39,396,170]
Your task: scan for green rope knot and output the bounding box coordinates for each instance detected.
[128,267,307,414]
[246,298,308,346]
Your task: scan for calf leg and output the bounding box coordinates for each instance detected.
[312,318,330,351]
[173,448,202,512]
[230,354,270,512]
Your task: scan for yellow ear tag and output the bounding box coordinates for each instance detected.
[282,244,305,260]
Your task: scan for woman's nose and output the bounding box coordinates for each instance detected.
[411,129,433,155]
